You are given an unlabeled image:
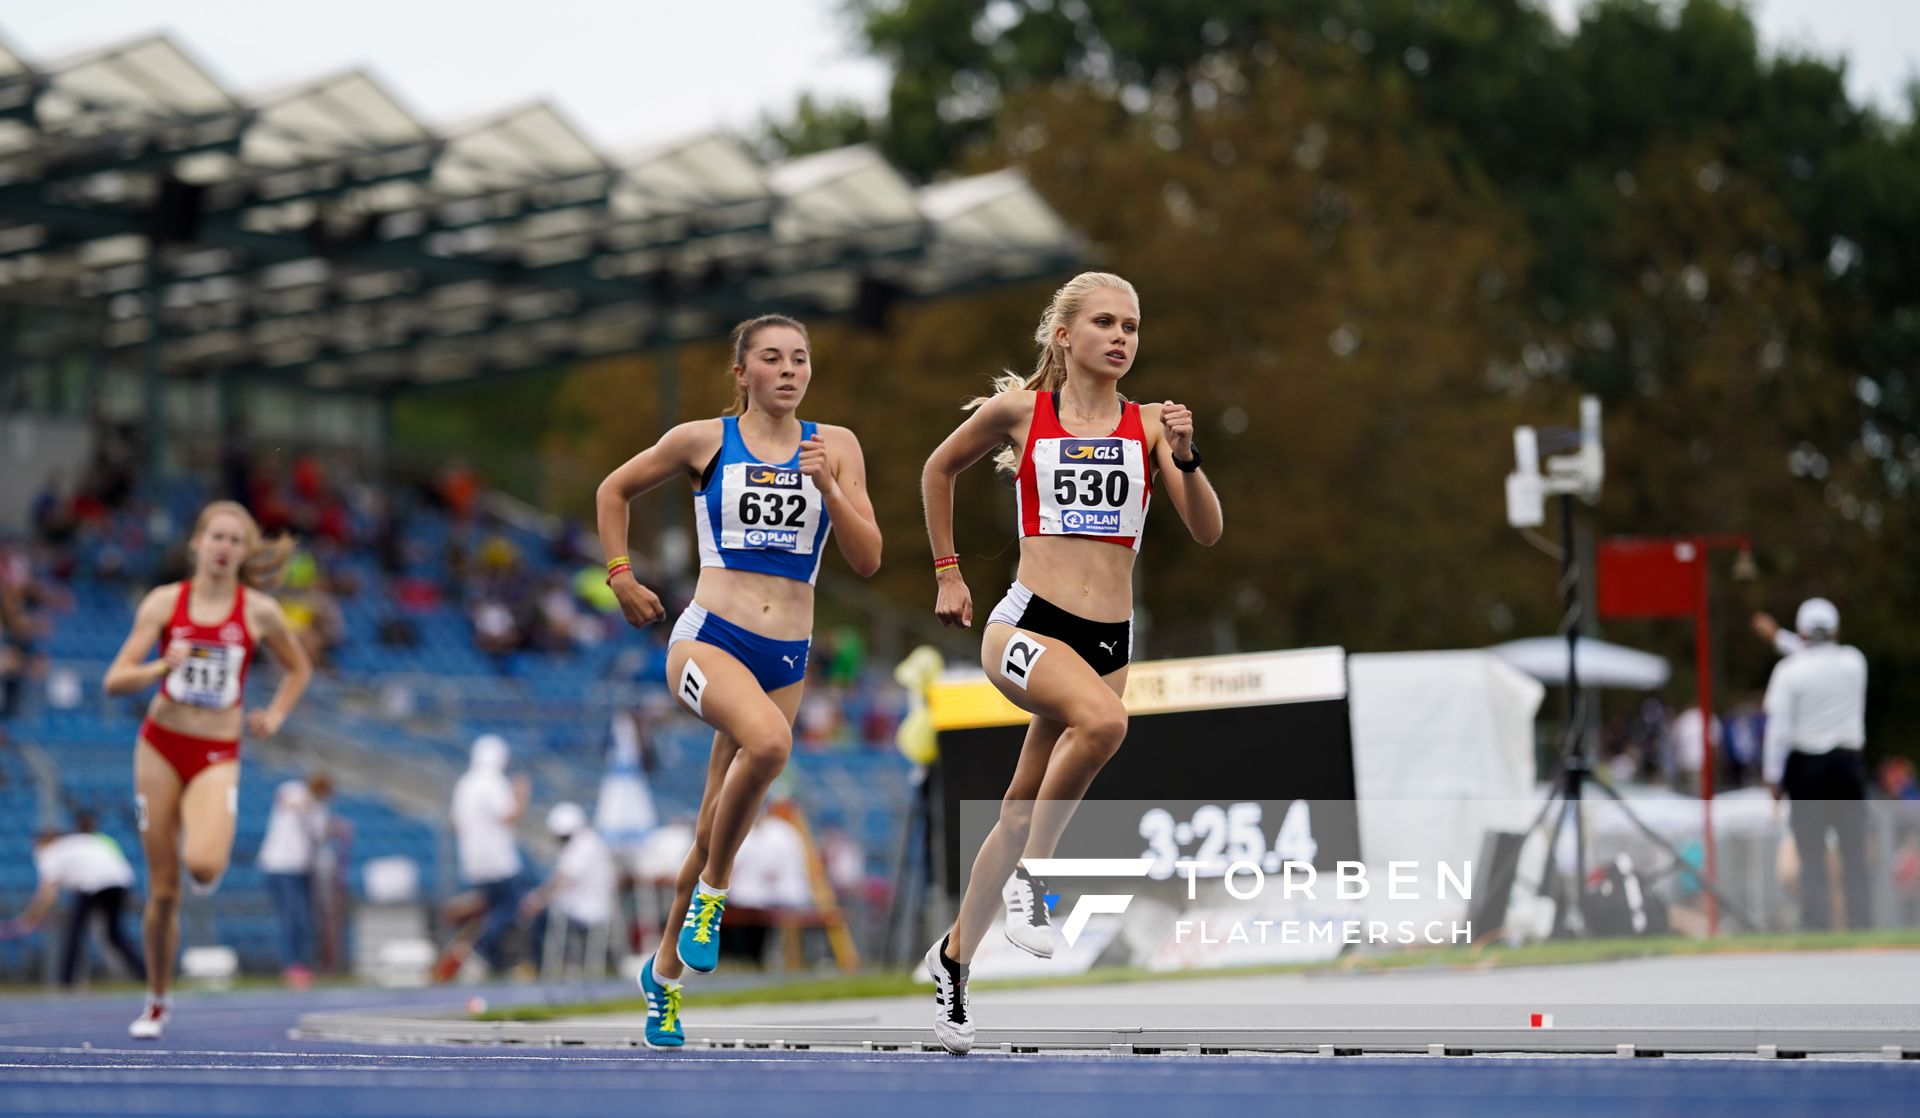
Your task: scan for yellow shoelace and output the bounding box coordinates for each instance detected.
[692,894,724,945]
[660,984,683,1032]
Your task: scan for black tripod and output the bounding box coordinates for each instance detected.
[1508,494,1757,937]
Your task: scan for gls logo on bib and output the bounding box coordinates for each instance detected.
[1061,439,1123,462]
[747,468,801,489]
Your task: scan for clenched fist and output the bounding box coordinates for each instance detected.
[609,571,666,629]
[799,436,836,499]
[1161,401,1196,460]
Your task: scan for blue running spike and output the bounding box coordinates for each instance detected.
[677,890,727,974]
[638,955,684,1048]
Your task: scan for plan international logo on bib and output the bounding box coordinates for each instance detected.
[1061,508,1123,533]
[744,528,799,547]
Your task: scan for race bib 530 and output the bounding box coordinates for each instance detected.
[1034,437,1147,538]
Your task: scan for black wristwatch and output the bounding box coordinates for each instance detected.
[1173,443,1203,473]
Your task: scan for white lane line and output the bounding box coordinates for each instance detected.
[0,1048,920,1066]
[0,1045,689,1061]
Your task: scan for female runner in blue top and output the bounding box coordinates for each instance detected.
[595,314,881,1047]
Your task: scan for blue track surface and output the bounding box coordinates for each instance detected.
[1,988,1916,1117]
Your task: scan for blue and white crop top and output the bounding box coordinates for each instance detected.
[692,416,834,584]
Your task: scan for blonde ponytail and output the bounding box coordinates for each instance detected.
[241,534,297,591]
[967,271,1139,475]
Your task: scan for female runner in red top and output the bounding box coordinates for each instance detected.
[919,272,1223,1053]
[104,501,312,1038]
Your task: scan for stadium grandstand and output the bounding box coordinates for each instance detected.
[0,24,1076,982]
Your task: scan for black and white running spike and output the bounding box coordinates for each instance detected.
[1001,863,1054,958]
[925,937,974,1055]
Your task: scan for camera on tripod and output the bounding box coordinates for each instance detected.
[1506,397,1603,529]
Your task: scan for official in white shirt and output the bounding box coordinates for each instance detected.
[451,734,530,969]
[257,774,331,986]
[519,802,618,969]
[1762,597,1871,930]
[7,818,146,986]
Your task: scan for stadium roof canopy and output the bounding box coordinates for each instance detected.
[0,30,1078,398]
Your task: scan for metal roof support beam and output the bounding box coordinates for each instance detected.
[1,197,589,301]
[200,148,443,215]
[17,116,250,185]
[225,299,643,385]
[141,252,166,486]
[0,73,45,119]
[0,301,20,410]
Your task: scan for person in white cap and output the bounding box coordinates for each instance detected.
[520,802,618,970]
[1761,597,1871,930]
[451,734,530,971]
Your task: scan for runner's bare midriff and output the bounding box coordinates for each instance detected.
[1013,535,1136,623]
[143,690,243,742]
[691,566,816,641]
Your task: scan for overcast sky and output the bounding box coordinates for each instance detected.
[2,1,1911,153]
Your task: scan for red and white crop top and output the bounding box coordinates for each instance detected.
[158,582,256,710]
[1014,390,1153,552]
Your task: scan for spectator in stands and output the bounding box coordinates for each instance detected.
[248,459,294,537]
[469,595,521,666]
[812,813,867,901]
[219,419,254,513]
[367,489,405,575]
[31,471,75,550]
[1880,758,1920,803]
[451,734,529,973]
[0,548,60,721]
[824,625,865,688]
[797,690,843,752]
[0,617,20,727]
[439,460,480,521]
[519,802,618,972]
[257,773,333,990]
[477,534,523,581]
[291,454,325,508]
[1722,694,1767,788]
[6,819,146,987]
[1665,705,1720,797]
[92,427,136,510]
[279,553,346,671]
[535,576,587,653]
